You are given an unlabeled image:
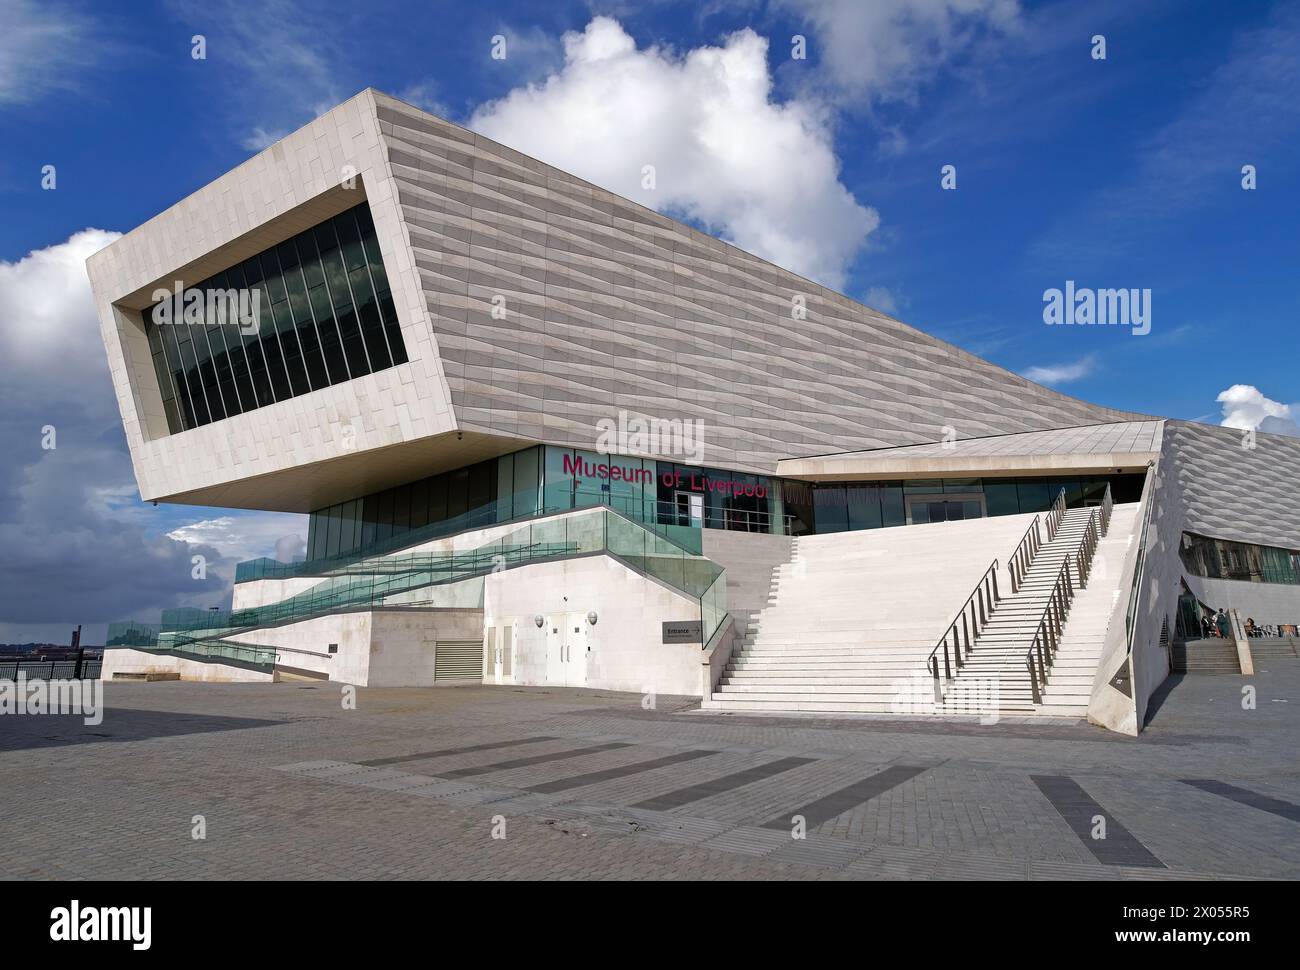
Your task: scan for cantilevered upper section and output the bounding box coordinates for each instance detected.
[89,88,1149,513]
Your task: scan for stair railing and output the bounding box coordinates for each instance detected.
[1045,487,1068,540]
[1024,558,1077,705]
[1100,481,1113,537]
[1072,509,1102,588]
[927,559,1001,704]
[1008,515,1043,594]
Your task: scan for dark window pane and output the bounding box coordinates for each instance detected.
[324,504,342,559]
[376,489,394,542]
[172,323,212,426]
[378,291,407,365]
[225,263,276,408]
[299,232,325,288]
[447,468,469,518]
[984,479,1020,517]
[336,303,371,378]
[335,211,367,272]
[813,487,848,533]
[467,461,492,513]
[260,253,288,303]
[428,474,448,522]
[410,479,430,530]
[282,258,329,389]
[392,484,411,534]
[846,485,882,530]
[308,283,349,381]
[148,204,402,436]
[360,494,378,548]
[352,270,392,370]
[880,484,905,528]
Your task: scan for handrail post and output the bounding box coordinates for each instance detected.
[931,657,942,704]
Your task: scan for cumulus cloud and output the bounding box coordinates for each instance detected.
[0,232,305,645]
[780,0,1023,104]
[469,16,878,289]
[1216,384,1300,437]
[1022,354,1096,386]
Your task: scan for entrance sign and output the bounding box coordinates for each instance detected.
[662,620,703,643]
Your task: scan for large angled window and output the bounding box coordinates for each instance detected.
[143,201,408,434]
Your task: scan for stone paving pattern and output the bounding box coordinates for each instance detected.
[2,663,1298,880]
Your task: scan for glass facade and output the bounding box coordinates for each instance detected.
[302,446,1148,565]
[143,201,407,434]
[1180,532,1300,585]
[794,474,1142,534]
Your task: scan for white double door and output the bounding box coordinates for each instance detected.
[545,613,589,687]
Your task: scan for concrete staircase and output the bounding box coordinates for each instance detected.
[701,512,1053,715]
[701,504,1142,718]
[939,504,1140,716]
[1171,638,1242,673]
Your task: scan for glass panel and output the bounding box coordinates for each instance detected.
[447,467,469,518]
[983,479,1020,517]
[428,473,448,523]
[813,487,848,533]
[513,447,541,519]
[392,483,411,534]
[324,504,342,559]
[410,478,430,530]
[543,447,573,514]
[1016,479,1052,514]
[879,483,905,528]
[846,485,882,531]
[376,489,394,543]
[144,204,403,437]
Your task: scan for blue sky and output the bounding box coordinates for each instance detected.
[1,0,1297,643]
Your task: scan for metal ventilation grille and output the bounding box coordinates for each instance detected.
[434,640,483,682]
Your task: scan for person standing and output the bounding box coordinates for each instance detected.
[1216,608,1231,639]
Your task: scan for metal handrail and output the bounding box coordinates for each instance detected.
[927,559,1002,703]
[1008,515,1043,594]
[1024,557,1077,705]
[1045,487,1068,540]
[1100,481,1113,537]
[1072,509,1102,588]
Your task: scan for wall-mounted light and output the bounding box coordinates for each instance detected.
[586,611,598,626]
[533,614,544,628]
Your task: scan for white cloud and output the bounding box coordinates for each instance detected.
[167,515,307,566]
[1216,384,1300,436]
[864,285,899,315]
[780,0,1023,104]
[0,231,304,644]
[0,0,96,105]
[168,0,343,154]
[1022,354,1096,385]
[0,228,121,380]
[469,17,878,289]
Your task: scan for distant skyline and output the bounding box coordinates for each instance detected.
[2,0,1297,643]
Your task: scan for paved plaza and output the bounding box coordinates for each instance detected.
[2,663,1298,880]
